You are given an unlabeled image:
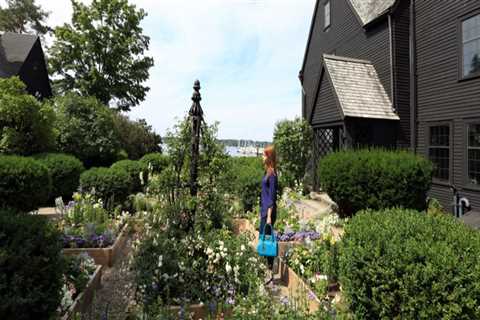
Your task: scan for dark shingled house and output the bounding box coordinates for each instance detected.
[301,0,480,222]
[0,32,52,99]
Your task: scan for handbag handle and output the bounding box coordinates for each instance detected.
[261,223,275,241]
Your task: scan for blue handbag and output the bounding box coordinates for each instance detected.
[256,224,278,257]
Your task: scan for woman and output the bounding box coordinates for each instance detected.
[259,145,278,284]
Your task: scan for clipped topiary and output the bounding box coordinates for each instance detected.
[140,153,169,174]
[0,210,64,319]
[33,153,85,201]
[339,208,480,319]
[79,167,131,206]
[318,149,433,217]
[0,155,52,211]
[111,159,148,193]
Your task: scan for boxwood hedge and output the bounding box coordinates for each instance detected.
[339,208,480,319]
[0,211,64,319]
[79,167,131,206]
[0,155,51,211]
[111,159,148,193]
[33,153,85,201]
[140,153,169,174]
[318,149,433,217]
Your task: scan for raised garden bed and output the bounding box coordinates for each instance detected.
[62,265,103,320]
[278,258,322,313]
[63,223,130,267]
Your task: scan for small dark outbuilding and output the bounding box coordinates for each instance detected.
[0,32,52,99]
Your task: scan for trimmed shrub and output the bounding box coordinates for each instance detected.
[339,208,480,319]
[140,153,169,174]
[229,157,264,212]
[111,160,148,193]
[0,155,51,211]
[0,211,64,319]
[33,153,85,201]
[318,149,433,217]
[79,167,131,206]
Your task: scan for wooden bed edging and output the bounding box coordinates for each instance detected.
[62,223,130,267]
[62,265,103,320]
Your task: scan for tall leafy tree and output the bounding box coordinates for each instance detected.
[0,0,50,35]
[48,0,154,111]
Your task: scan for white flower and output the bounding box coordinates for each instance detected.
[240,244,246,252]
[157,255,163,267]
[225,262,232,274]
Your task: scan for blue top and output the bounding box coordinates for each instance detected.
[260,173,278,219]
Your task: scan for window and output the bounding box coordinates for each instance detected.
[324,1,331,30]
[429,125,450,181]
[468,123,480,185]
[462,14,480,78]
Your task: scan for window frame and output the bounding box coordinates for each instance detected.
[427,122,453,185]
[323,0,331,31]
[458,9,480,81]
[464,119,480,190]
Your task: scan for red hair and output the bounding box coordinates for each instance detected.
[263,145,277,177]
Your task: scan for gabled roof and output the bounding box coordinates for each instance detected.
[348,0,397,26]
[322,54,399,120]
[0,32,39,78]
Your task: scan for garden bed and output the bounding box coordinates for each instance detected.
[62,265,103,320]
[63,223,130,267]
[278,258,322,313]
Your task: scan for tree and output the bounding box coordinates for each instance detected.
[273,117,313,189]
[112,113,162,160]
[48,0,154,111]
[0,77,56,155]
[0,0,50,35]
[51,93,122,168]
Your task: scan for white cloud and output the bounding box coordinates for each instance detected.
[34,0,314,141]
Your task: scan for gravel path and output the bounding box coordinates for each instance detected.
[81,235,136,320]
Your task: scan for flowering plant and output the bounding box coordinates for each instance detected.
[57,253,97,315]
[57,192,130,248]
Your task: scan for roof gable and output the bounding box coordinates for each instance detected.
[0,32,38,77]
[348,0,396,26]
[323,54,399,120]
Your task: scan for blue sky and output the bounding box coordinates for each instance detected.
[37,0,314,141]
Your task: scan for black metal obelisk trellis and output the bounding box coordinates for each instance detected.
[189,80,204,199]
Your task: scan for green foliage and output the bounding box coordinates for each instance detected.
[79,167,131,206]
[111,159,148,193]
[112,113,162,160]
[339,208,480,319]
[273,117,313,189]
[51,93,121,168]
[0,77,56,155]
[0,0,50,34]
[48,0,154,111]
[318,149,433,217]
[228,157,264,213]
[0,211,64,319]
[140,153,169,174]
[33,153,85,201]
[0,155,51,211]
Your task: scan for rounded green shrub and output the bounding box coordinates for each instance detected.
[0,155,52,211]
[111,159,148,193]
[79,167,131,206]
[0,210,64,319]
[339,208,480,319]
[229,157,264,212]
[139,153,169,174]
[33,153,85,201]
[318,149,433,217]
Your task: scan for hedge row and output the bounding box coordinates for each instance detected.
[228,157,264,212]
[318,149,433,217]
[339,208,480,319]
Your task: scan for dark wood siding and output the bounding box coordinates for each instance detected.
[18,39,52,99]
[311,70,342,125]
[302,0,392,125]
[415,0,480,211]
[392,0,411,149]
